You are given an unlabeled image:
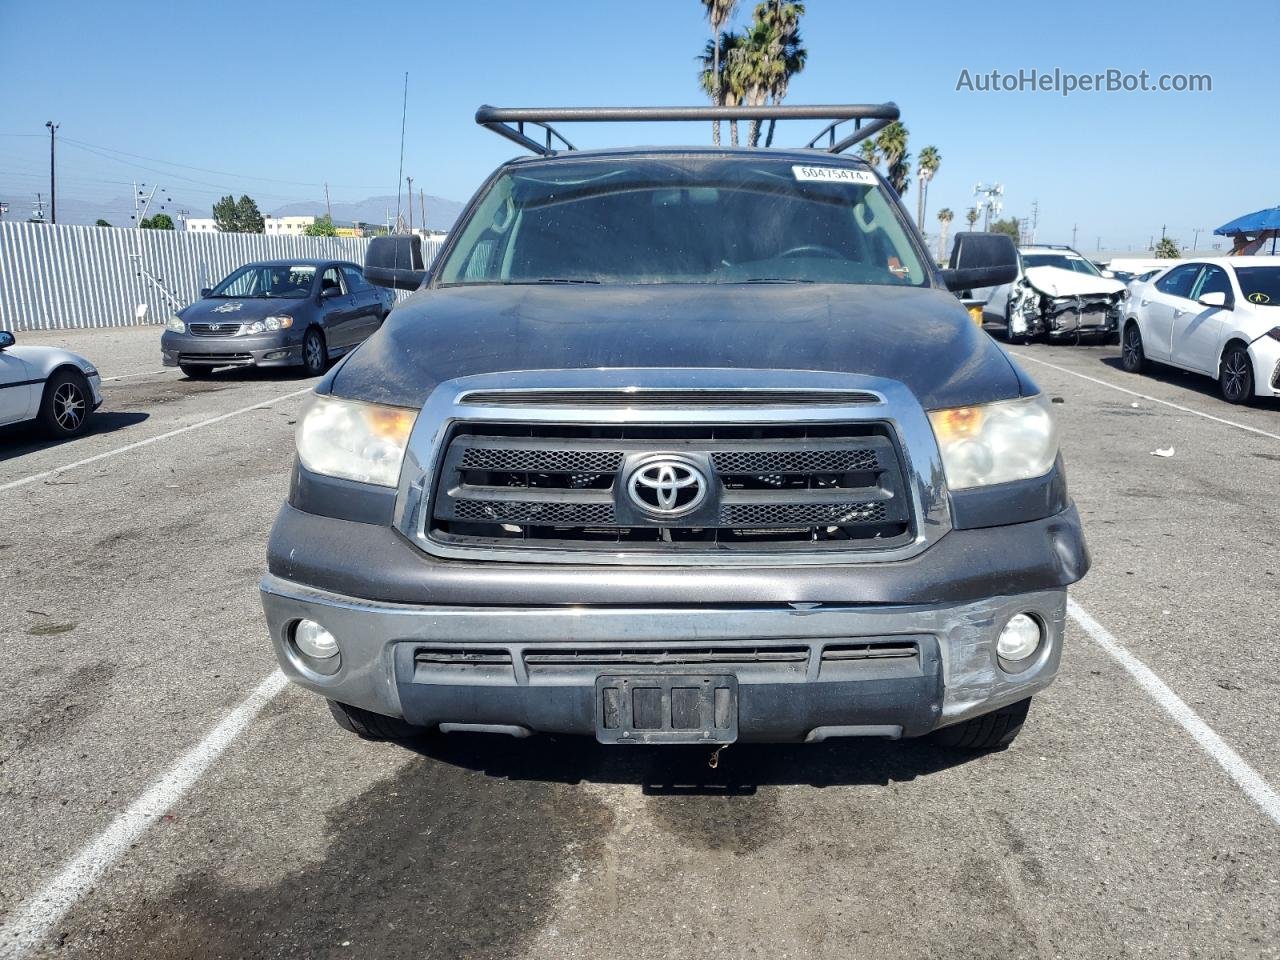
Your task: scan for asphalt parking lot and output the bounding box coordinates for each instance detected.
[2,325,1278,960]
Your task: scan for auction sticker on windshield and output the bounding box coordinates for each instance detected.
[792,165,878,185]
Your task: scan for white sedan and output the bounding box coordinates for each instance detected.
[1120,256,1280,404]
[0,330,103,437]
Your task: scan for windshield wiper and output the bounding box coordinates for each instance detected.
[525,277,601,285]
[741,277,818,283]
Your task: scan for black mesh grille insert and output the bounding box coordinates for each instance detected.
[720,500,888,527]
[712,448,879,474]
[429,421,912,555]
[460,447,624,472]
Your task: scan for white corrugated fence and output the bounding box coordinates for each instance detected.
[0,222,444,331]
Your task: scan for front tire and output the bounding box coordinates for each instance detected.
[38,369,93,438]
[327,700,423,743]
[1121,322,1146,373]
[935,698,1032,751]
[302,328,327,376]
[1219,344,1254,405]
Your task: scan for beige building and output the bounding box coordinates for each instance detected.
[264,215,316,236]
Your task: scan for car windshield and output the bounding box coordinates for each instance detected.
[1022,253,1102,276]
[437,156,928,287]
[1234,266,1280,306]
[209,264,317,298]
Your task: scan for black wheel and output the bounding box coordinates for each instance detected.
[1219,344,1254,405]
[1121,322,1146,373]
[179,364,214,380]
[302,328,327,376]
[38,369,93,438]
[327,700,425,743]
[935,698,1032,751]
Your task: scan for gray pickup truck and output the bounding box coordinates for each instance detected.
[259,104,1089,752]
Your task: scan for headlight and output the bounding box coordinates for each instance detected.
[243,316,293,335]
[295,394,417,487]
[166,316,186,333]
[928,394,1058,490]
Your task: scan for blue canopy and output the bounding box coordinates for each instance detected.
[1215,206,1280,236]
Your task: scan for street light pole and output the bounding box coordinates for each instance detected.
[45,121,59,224]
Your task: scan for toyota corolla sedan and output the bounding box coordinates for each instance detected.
[1121,256,1280,403]
[161,259,394,378]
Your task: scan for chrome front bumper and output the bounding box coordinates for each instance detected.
[260,573,1066,741]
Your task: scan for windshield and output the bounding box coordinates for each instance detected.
[1021,252,1102,276]
[209,264,317,298]
[437,157,928,287]
[1235,266,1280,306]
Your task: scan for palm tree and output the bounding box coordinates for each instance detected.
[754,1,807,148]
[858,138,880,169]
[965,207,979,230]
[915,146,940,230]
[875,121,910,196]
[699,32,746,145]
[700,0,738,145]
[936,207,953,262]
[736,20,776,147]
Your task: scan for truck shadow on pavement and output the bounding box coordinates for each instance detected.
[57,731,990,959]
[407,729,986,794]
[0,411,149,462]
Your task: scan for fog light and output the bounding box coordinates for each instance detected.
[997,613,1042,662]
[294,619,339,660]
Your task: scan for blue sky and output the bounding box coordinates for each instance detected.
[1,0,1274,251]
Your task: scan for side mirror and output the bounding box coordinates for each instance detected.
[365,235,427,291]
[0,330,14,350]
[320,284,344,299]
[1197,291,1229,309]
[940,232,1019,293]
[199,287,213,298]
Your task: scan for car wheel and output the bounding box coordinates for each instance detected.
[38,369,93,438]
[327,700,424,743]
[1121,322,1146,373]
[303,328,327,376]
[934,698,1032,751]
[1219,344,1254,405]
[179,364,214,380]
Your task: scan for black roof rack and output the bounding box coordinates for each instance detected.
[475,103,899,157]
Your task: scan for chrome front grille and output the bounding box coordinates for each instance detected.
[428,422,912,554]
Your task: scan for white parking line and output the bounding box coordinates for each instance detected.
[99,368,174,382]
[0,386,312,493]
[1069,598,1280,827]
[1011,351,1280,443]
[0,671,288,960]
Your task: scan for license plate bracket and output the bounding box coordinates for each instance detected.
[595,674,738,744]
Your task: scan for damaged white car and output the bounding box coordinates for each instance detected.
[985,245,1127,344]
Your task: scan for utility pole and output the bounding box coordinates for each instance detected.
[33,193,46,222]
[1160,224,1167,240]
[1030,199,1039,245]
[45,121,59,224]
[324,182,332,220]
[1096,236,1102,252]
[1191,227,1202,251]
[1071,223,1078,247]
[406,176,414,232]
[419,188,426,233]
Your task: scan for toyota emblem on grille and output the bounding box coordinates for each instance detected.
[627,457,707,517]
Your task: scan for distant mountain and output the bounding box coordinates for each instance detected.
[270,194,465,231]
[3,191,465,231]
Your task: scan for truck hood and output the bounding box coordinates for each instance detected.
[1022,266,1126,299]
[328,283,1027,410]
